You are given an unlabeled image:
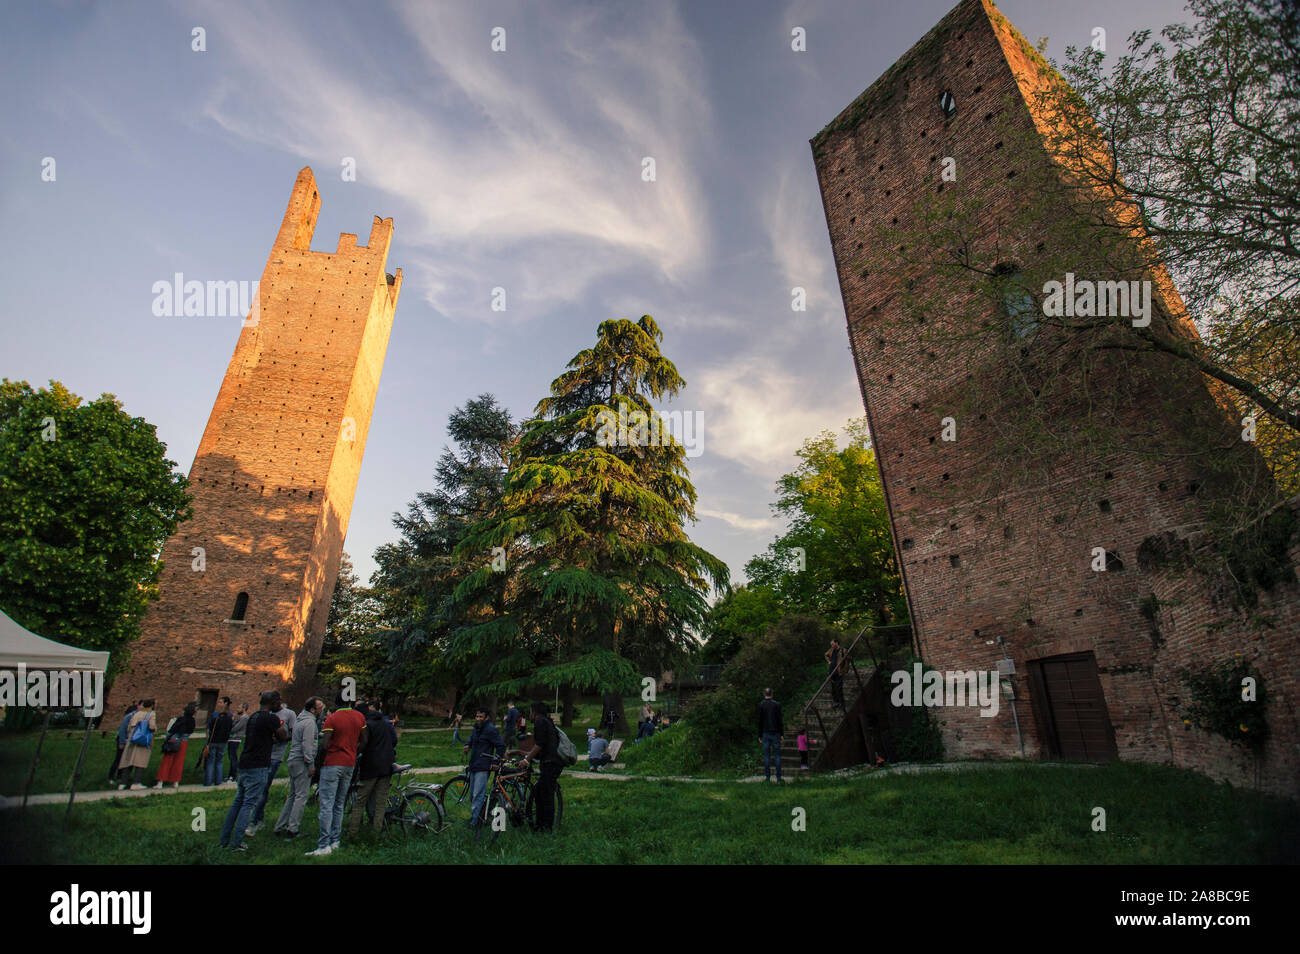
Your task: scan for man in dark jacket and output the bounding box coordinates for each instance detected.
[204,698,233,786]
[758,687,784,782]
[522,701,562,832]
[348,704,397,834]
[502,701,520,750]
[464,707,505,829]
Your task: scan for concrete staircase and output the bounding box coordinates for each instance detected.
[781,677,863,769]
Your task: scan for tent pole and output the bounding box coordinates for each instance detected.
[65,713,94,827]
[22,707,54,811]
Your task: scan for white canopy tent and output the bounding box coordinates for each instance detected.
[0,609,110,672]
[0,608,110,818]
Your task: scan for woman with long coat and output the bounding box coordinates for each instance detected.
[116,699,157,790]
[155,702,197,789]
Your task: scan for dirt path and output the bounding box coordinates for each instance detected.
[4,758,1090,809]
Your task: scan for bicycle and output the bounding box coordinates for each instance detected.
[438,752,562,838]
[344,763,445,836]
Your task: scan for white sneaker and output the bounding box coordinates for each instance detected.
[330,841,340,851]
[305,844,334,857]
[245,823,261,836]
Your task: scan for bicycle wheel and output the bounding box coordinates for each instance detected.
[438,774,473,830]
[504,779,529,830]
[397,790,441,836]
[524,779,561,831]
[475,788,502,842]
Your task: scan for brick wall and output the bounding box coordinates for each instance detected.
[811,0,1299,795]
[113,168,401,719]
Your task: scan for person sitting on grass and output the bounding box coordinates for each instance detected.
[464,707,505,830]
[587,729,612,771]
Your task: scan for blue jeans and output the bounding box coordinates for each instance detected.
[251,758,281,824]
[762,732,783,780]
[204,745,225,786]
[317,764,351,850]
[218,766,270,847]
[469,770,490,827]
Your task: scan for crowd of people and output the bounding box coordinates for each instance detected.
[107,689,404,856]
[457,700,563,833]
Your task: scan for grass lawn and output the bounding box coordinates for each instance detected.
[2,761,1296,865]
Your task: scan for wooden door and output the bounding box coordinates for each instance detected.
[1028,652,1117,761]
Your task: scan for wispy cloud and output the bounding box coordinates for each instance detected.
[195,0,714,321]
[698,507,781,533]
[695,353,861,477]
[760,161,835,322]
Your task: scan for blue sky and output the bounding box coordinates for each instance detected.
[1,0,1188,586]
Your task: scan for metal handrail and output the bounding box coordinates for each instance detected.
[800,622,911,730]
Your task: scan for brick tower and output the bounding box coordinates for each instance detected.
[812,0,1299,793]
[116,168,401,720]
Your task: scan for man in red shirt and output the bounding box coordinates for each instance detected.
[307,691,368,857]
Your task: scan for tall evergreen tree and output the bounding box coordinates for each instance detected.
[450,316,728,726]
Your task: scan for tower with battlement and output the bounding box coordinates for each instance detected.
[812,0,1299,793]
[115,168,401,719]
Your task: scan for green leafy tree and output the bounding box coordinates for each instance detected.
[315,553,386,697]
[0,380,191,678]
[746,418,906,637]
[1038,0,1300,489]
[450,316,729,727]
[323,396,518,712]
[699,584,783,665]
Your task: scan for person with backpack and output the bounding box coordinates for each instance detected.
[154,702,197,789]
[116,698,157,790]
[521,701,569,832]
[108,700,138,782]
[246,699,295,835]
[274,696,325,839]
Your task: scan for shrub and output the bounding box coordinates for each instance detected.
[687,615,844,762]
[1179,656,1268,751]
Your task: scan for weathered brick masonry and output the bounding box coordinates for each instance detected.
[812,0,1298,794]
[114,168,401,720]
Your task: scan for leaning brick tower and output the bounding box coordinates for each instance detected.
[812,0,1299,794]
[115,168,401,719]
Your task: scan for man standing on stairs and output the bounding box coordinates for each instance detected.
[758,688,784,782]
[826,639,845,710]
